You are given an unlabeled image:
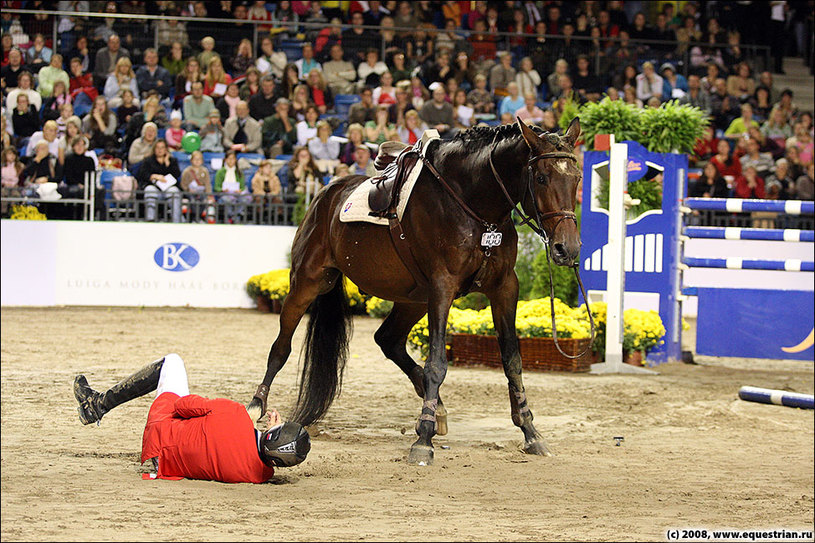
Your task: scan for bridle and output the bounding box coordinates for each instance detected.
[486,134,596,360]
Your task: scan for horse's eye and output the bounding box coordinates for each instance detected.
[536,174,547,184]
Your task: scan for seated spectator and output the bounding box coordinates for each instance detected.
[734,165,765,199]
[339,123,366,165]
[308,120,340,161]
[342,12,375,66]
[391,51,414,87]
[262,97,297,157]
[68,57,95,102]
[26,120,60,159]
[125,94,168,151]
[223,100,262,153]
[348,86,377,126]
[726,62,755,104]
[197,108,226,153]
[426,52,457,89]
[21,140,58,195]
[161,42,187,77]
[287,146,325,196]
[82,96,118,152]
[41,81,72,123]
[214,149,252,222]
[660,63,688,100]
[498,82,525,118]
[290,84,312,122]
[468,19,497,72]
[180,150,215,220]
[305,69,333,115]
[679,75,711,115]
[138,139,183,222]
[691,125,720,167]
[247,0,275,32]
[59,136,97,219]
[295,43,321,81]
[6,71,42,111]
[58,116,93,167]
[203,56,232,99]
[373,71,397,106]
[128,121,159,166]
[388,82,417,126]
[37,54,69,98]
[251,158,283,205]
[358,48,388,90]
[364,105,396,146]
[725,103,760,140]
[751,86,773,121]
[764,158,797,200]
[398,109,429,145]
[700,63,721,95]
[786,122,814,167]
[52,101,75,136]
[216,82,242,121]
[710,138,743,181]
[137,48,173,100]
[467,74,494,118]
[515,93,545,124]
[452,89,474,128]
[280,63,301,101]
[322,44,357,95]
[547,59,569,99]
[796,163,814,200]
[256,36,287,80]
[94,34,130,87]
[409,76,430,110]
[197,37,220,77]
[183,81,215,130]
[230,39,255,78]
[1,48,25,90]
[295,105,320,147]
[636,62,663,103]
[747,126,784,160]
[104,57,140,109]
[25,33,52,70]
[761,107,793,144]
[1,147,24,215]
[515,57,541,101]
[690,162,730,198]
[157,11,189,50]
[421,83,458,139]
[771,89,799,125]
[65,35,92,75]
[165,110,186,151]
[613,64,638,93]
[489,52,516,98]
[175,57,203,106]
[350,145,376,177]
[572,55,603,103]
[239,67,262,101]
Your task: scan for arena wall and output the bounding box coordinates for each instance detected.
[0,220,296,308]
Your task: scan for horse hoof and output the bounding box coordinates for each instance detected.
[407,444,434,465]
[246,397,264,427]
[523,439,552,456]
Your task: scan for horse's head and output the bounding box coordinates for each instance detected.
[517,117,582,266]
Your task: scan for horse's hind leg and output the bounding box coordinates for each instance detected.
[373,303,449,436]
[486,272,551,456]
[247,266,340,421]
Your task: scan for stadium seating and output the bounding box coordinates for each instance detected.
[334,94,361,116]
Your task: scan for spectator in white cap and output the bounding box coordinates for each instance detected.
[166,110,186,150]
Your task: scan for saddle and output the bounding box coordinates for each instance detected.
[368,140,418,216]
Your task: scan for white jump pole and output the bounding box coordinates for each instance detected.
[591,138,657,375]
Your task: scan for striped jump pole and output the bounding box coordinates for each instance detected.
[684,226,815,242]
[684,198,815,215]
[681,256,814,271]
[738,386,815,409]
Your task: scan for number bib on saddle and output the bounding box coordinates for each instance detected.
[481,231,503,248]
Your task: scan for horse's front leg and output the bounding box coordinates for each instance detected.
[487,271,551,456]
[407,286,455,465]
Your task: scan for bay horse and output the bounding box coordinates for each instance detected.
[247,117,583,464]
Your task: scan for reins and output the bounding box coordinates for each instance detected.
[488,135,596,360]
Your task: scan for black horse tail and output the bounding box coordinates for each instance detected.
[290,277,353,427]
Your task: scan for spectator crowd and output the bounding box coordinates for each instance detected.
[1,0,813,223]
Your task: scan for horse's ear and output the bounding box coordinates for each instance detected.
[517,117,540,150]
[564,116,581,146]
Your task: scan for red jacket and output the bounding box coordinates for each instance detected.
[141,393,275,483]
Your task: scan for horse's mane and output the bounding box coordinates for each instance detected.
[448,123,562,150]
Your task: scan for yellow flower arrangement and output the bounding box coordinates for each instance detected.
[246,269,371,314]
[10,204,47,220]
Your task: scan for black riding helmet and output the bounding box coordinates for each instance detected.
[260,422,311,467]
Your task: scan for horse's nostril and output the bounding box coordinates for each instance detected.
[554,243,567,257]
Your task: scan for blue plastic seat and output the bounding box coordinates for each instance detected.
[279,40,303,61]
[334,94,361,116]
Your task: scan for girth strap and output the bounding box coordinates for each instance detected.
[388,214,429,300]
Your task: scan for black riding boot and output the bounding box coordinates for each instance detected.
[73,358,165,425]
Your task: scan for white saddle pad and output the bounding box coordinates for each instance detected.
[339,131,439,226]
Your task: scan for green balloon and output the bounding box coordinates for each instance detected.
[181,132,201,153]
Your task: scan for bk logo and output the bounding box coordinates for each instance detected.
[153,243,200,272]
